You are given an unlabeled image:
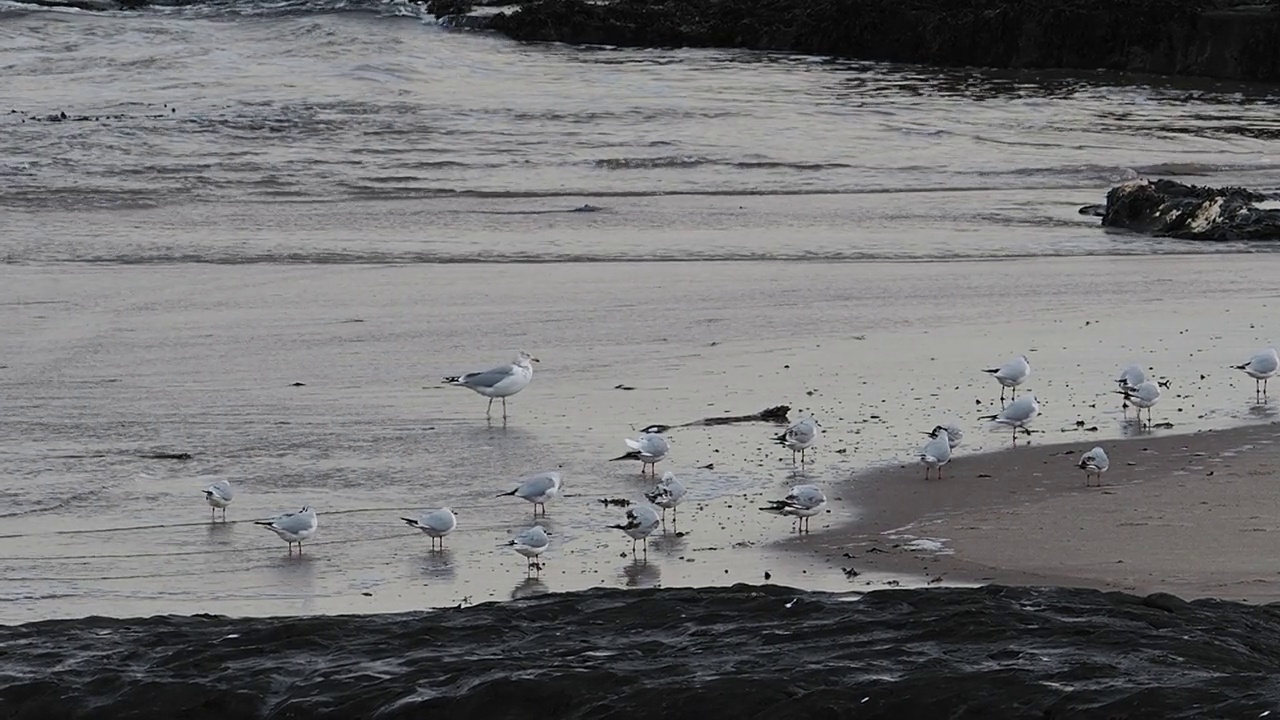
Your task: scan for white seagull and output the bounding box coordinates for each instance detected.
[643,471,687,524]
[775,417,820,464]
[504,525,550,572]
[920,422,963,449]
[497,471,562,517]
[759,484,827,533]
[980,394,1039,443]
[1116,381,1160,427]
[983,355,1031,405]
[1116,363,1147,414]
[1078,446,1110,487]
[1234,348,1279,396]
[202,480,234,522]
[255,506,318,556]
[401,507,457,551]
[610,432,670,476]
[442,350,539,420]
[609,505,661,558]
[919,426,953,480]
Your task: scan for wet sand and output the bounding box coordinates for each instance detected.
[821,421,1280,602]
[2,254,1279,621]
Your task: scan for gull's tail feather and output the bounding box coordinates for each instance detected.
[759,500,791,514]
[1233,362,1250,370]
[982,368,999,375]
[401,517,420,527]
[253,520,273,527]
[495,488,519,498]
[773,432,789,445]
[978,413,998,420]
[442,375,463,385]
[610,451,642,462]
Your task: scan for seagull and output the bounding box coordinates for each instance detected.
[1234,348,1279,396]
[255,506,317,556]
[983,355,1031,405]
[442,350,539,420]
[919,426,953,480]
[1078,446,1109,487]
[759,484,826,533]
[202,480,234,522]
[643,471,687,524]
[919,422,964,449]
[496,471,562,517]
[980,394,1039,444]
[775,417,819,464]
[610,432,670,476]
[1116,363,1147,414]
[504,525,550,572]
[401,507,457,551]
[609,505,661,558]
[1116,381,1160,427]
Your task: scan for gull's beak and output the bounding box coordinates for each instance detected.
[531,357,541,363]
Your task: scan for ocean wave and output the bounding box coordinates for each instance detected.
[2,584,1279,718]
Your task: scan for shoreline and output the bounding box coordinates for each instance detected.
[813,419,1280,603]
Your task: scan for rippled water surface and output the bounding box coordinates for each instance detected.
[4,0,1280,262]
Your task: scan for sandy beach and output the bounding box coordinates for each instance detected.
[825,421,1280,603]
[2,253,1280,621]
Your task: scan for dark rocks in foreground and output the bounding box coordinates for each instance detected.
[483,0,1280,81]
[1088,179,1280,241]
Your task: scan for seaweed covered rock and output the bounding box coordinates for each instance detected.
[485,0,1280,81]
[1096,179,1280,241]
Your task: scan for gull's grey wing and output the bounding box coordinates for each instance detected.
[516,471,560,498]
[459,364,516,389]
[272,512,314,533]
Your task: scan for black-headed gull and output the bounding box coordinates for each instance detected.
[760,484,826,533]
[497,471,562,517]
[202,480,234,522]
[255,506,317,555]
[402,507,457,551]
[983,355,1031,406]
[1078,446,1109,487]
[1234,348,1279,396]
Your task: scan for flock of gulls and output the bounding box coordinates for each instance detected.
[204,346,1280,573]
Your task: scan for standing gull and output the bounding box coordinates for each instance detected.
[255,506,317,556]
[1234,348,1279,396]
[497,471,562,517]
[919,426,953,480]
[610,505,661,558]
[442,350,539,420]
[643,471,687,524]
[1116,363,1147,414]
[983,355,1031,406]
[1116,381,1160,427]
[610,431,670,476]
[759,484,826,533]
[504,525,550,572]
[202,480,234,522]
[980,394,1039,444]
[402,507,457,551]
[1078,446,1110,487]
[775,417,819,465]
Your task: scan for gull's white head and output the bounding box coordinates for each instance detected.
[515,350,539,365]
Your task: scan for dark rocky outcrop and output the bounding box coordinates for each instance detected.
[1089,179,1280,241]
[481,0,1280,82]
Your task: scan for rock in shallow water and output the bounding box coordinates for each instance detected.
[3,584,1280,719]
[1089,178,1280,241]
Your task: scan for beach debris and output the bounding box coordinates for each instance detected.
[656,405,791,428]
[140,451,193,460]
[598,497,632,507]
[291,382,306,386]
[764,571,772,581]
[698,463,714,469]
[928,575,944,584]
[614,383,635,390]
[842,567,860,579]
